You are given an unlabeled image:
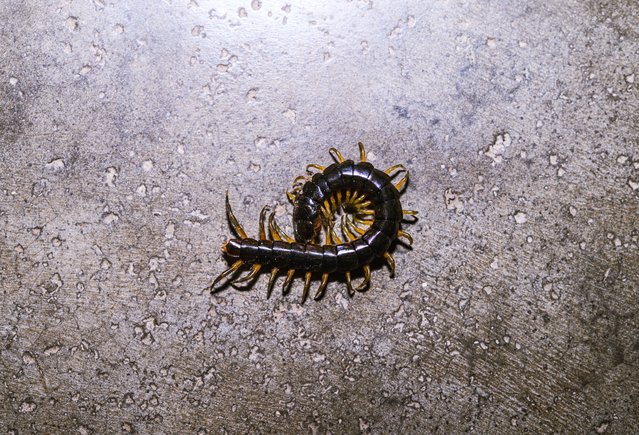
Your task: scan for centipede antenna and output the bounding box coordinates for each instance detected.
[232,263,261,285]
[306,163,326,172]
[358,142,366,162]
[225,192,248,239]
[383,252,396,277]
[355,265,371,292]
[345,272,355,296]
[259,206,270,240]
[314,272,329,300]
[302,272,312,304]
[210,259,244,292]
[384,163,406,177]
[397,229,413,246]
[328,147,345,163]
[282,269,295,294]
[394,172,409,192]
[266,268,279,298]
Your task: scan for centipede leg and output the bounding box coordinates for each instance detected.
[282,269,295,294]
[383,252,396,277]
[345,271,355,296]
[314,272,329,300]
[384,164,406,177]
[397,229,413,246]
[341,215,358,241]
[345,216,365,236]
[232,263,261,285]
[394,171,409,191]
[354,265,371,292]
[210,259,243,292]
[302,271,312,304]
[269,212,295,242]
[306,163,326,172]
[403,209,418,216]
[328,147,345,163]
[266,268,279,298]
[225,192,248,238]
[358,142,366,162]
[259,206,269,240]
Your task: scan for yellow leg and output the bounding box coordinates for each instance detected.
[210,259,243,291]
[232,263,261,285]
[314,273,329,300]
[225,192,247,239]
[329,225,343,244]
[302,271,312,304]
[354,265,371,292]
[269,213,294,242]
[345,216,366,236]
[306,163,325,172]
[345,271,355,296]
[343,188,353,204]
[329,147,345,163]
[384,163,406,177]
[383,252,395,277]
[286,191,296,203]
[403,209,418,216]
[394,172,409,191]
[397,230,413,246]
[329,194,337,213]
[282,269,295,294]
[266,268,279,298]
[341,216,358,241]
[358,142,366,162]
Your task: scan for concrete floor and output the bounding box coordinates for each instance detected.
[1,0,638,433]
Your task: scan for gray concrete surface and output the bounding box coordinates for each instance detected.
[1,0,638,433]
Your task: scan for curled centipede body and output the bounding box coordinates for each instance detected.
[210,142,417,303]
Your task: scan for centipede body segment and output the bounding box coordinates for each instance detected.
[210,143,416,303]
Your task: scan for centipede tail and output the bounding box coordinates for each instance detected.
[210,143,416,302]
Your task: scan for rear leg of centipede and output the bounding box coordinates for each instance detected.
[210,193,249,292]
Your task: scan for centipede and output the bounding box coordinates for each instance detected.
[209,142,417,303]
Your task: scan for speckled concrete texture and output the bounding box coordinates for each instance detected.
[1,0,638,433]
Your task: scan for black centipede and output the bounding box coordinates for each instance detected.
[210,142,417,303]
